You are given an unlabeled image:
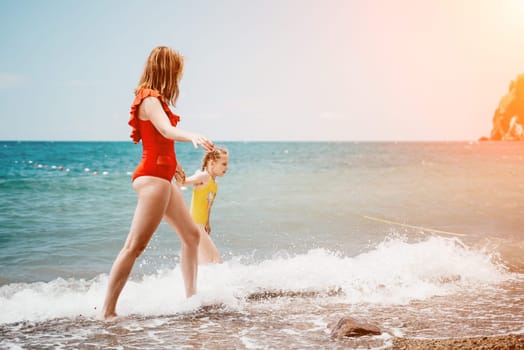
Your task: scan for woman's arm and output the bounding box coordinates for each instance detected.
[174,163,186,184]
[141,97,214,151]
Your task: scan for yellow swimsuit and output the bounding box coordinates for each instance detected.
[189,175,217,225]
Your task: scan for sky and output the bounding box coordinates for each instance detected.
[1,0,524,141]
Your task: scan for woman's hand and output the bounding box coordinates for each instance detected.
[174,163,186,184]
[191,134,214,152]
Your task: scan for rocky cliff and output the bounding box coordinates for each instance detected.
[482,73,524,141]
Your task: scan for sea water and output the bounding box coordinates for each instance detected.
[0,141,523,349]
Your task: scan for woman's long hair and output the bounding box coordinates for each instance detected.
[135,46,184,106]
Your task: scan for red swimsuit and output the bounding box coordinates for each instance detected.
[128,88,180,182]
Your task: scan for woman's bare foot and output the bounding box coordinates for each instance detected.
[97,311,118,321]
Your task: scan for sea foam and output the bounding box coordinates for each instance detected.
[0,236,511,324]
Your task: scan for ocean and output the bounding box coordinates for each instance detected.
[0,141,523,349]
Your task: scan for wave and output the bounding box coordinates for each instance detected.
[0,236,513,324]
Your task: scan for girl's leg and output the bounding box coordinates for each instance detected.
[196,224,223,265]
[163,184,200,297]
[101,177,171,319]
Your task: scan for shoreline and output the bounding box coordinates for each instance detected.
[392,333,524,349]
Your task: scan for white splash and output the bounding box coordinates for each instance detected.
[0,236,511,324]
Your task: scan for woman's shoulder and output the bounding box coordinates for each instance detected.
[132,89,162,109]
[136,88,161,99]
[128,89,163,142]
[128,91,154,143]
[134,88,180,124]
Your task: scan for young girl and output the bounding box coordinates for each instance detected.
[101,46,214,319]
[184,148,228,265]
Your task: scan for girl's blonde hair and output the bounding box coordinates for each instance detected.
[201,147,228,171]
[135,46,184,106]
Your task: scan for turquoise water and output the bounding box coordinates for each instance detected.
[0,141,523,349]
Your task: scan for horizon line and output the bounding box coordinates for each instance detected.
[0,139,489,143]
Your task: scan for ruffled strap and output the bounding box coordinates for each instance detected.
[128,88,181,144]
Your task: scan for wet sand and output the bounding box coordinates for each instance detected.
[392,333,524,349]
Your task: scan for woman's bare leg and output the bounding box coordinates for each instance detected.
[196,224,223,265]
[101,177,171,319]
[163,184,200,297]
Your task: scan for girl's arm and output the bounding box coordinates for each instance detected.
[183,171,209,186]
[142,97,214,151]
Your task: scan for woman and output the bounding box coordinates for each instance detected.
[101,46,214,319]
